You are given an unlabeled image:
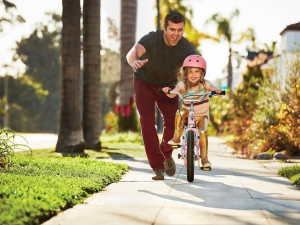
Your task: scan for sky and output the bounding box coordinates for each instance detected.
[1,0,300,81]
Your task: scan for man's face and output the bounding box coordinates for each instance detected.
[163,21,184,47]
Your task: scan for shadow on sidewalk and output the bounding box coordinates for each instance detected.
[139,180,300,218]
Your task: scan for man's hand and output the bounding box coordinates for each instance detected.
[162,87,171,94]
[131,59,148,72]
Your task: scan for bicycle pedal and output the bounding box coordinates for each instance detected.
[200,166,211,171]
[178,153,181,159]
[170,144,181,149]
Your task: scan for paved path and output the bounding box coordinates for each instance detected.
[14,133,58,150]
[43,137,300,225]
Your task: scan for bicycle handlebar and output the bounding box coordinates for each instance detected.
[158,89,226,102]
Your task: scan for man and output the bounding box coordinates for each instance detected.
[126,11,196,180]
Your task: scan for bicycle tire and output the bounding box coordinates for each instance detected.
[187,130,194,182]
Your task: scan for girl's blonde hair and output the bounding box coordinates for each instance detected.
[180,67,208,93]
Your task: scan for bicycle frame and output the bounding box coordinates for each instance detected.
[169,90,225,182]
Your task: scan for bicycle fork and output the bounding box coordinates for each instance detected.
[178,104,201,169]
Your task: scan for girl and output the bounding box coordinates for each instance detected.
[162,55,221,170]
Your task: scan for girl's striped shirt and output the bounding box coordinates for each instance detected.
[177,80,215,117]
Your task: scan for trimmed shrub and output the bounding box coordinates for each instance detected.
[0,155,128,225]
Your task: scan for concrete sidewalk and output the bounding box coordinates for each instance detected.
[43,137,300,225]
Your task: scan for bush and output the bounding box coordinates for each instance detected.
[0,155,128,225]
[116,97,139,132]
[220,58,300,158]
[278,165,300,186]
[0,127,31,169]
[104,111,118,133]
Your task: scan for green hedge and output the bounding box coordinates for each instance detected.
[0,156,128,225]
[277,165,300,186]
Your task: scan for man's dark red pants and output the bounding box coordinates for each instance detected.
[134,78,178,171]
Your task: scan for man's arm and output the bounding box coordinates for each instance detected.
[126,43,148,72]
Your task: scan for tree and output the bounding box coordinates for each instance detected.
[15,13,61,132]
[0,75,47,131]
[118,0,138,131]
[206,9,240,89]
[238,27,257,50]
[56,0,85,153]
[82,0,101,150]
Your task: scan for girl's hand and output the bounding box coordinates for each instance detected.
[162,87,171,94]
[215,89,222,94]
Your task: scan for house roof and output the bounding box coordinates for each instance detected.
[280,22,300,35]
[247,51,273,60]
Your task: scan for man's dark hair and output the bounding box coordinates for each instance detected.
[164,11,185,29]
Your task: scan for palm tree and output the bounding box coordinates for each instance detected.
[56,0,85,153]
[239,27,257,50]
[119,0,137,131]
[82,0,101,150]
[206,9,240,89]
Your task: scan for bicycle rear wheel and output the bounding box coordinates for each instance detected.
[187,130,194,182]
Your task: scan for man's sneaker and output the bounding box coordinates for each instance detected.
[164,157,176,176]
[152,169,164,180]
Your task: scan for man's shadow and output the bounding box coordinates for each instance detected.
[139,166,300,217]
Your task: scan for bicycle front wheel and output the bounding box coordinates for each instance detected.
[187,130,194,182]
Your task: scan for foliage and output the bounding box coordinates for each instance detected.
[247,59,300,156]
[278,165,300,186]
[100,49,120,131]
[232,65,264,118]
[217,65,265,157]
[0,75,48,132]
[219,57,300,158]
[116,97,139,132]
[274,61,300,154]
[209,90,232,133]
[104,111,118,133]
[0,127,31,169]
[0,155,128,225]
[13,13,61,132]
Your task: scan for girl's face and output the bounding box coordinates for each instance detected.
[186,67,203,85]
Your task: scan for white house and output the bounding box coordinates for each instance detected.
[214,22,300,90]
[261,22,300,87]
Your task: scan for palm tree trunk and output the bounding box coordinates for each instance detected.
[228,47,233,89]
[120,0,137,106]
[82,0,101,150]
[56,0,85,153]
[118,0,137,131]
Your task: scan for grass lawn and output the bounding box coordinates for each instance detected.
[0,132,147,225]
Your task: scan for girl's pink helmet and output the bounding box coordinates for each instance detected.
[182,55,207,74]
